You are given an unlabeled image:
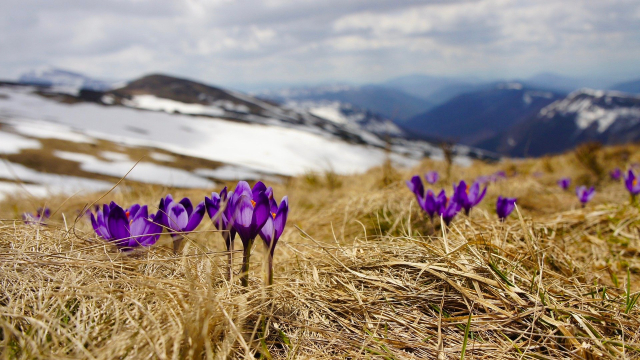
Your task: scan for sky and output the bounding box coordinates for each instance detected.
[1,0,639,89]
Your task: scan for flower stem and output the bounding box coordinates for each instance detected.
[227,237,234,283]
[241,239,253,287]
[172,234,184,254]
[268,253,274,286]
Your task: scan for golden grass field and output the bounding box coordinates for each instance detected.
[2,143,640,359]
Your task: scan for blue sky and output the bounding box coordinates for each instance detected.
[1,0,639,88]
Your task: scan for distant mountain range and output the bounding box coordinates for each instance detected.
[256,84,432,121]
[402,83,563,146]
[480,89,640,157]
[9,67,640,160]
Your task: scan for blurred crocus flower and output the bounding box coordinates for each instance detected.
[624,170,640,202]
[610,168,622,181]
[475,175,491,185]
[440,197,462,226]
[406,175,425,202]
[91,202,162,250]
[452,180,487,215]
[496,197,517,221]
[259,188,289,285]
[491,171,507,182]
[232,181,270,286]
[421,189,446,221]
[205,187,237,280]
[22,207,50,225]
[159,195,206,253]
[557,178,571,190]
[575,186,595,207]
[425,171,439,184]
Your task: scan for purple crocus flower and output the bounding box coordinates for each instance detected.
[22,207,50,225]
[91,202,162,250]
[492,171,507,182]
[475,175,491,185]
[425,171,439,184]
[575,186,595,207]
[452,180,487,215]
[610,168,622,181]
[159,195,206,253]
[205,187,237,280]
[406,175,425,202]
[624,170,640,202]
[231,181,270,286]
[259,189,289,285]
[557,178,571,190]
[440,197,462,226]
[421,189,446,222]
[496,196,517,221]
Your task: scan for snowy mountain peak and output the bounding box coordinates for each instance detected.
[18,67,114,91]
[539,89,640,133]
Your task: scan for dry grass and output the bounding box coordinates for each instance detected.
[2,145,640,359]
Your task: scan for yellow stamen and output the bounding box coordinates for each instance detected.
[251,200,256,207]
[271,212,276,219]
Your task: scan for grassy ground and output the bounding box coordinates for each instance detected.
[1,143,640,359]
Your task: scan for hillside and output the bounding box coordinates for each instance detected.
[2,143,640,359]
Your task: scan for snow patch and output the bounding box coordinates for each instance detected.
[0,132,41,154]
[54,151,215,188]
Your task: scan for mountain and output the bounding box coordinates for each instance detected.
[481,89,640,157]
[0,72,496,196]
[257,84,432,121]
[523,73,614,94]
[282,100,404,138]
[382,74,481,102]
[609,79,640,94]
[17,67,115,92]
[403,83,563,146]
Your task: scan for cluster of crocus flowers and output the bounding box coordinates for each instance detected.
[91,202,163,250]
[624,170,640,203]
[22,207,50,225]
[496,197,517,221]
[557,178,571,190]
[90,180,288,287]
[407,176,487,226]
[452,180,487,215]
[575,186,596,207]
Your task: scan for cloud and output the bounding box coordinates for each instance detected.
[0,0,639,87]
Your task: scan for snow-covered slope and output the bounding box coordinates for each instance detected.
[0,73,496,198]
[485,89,640,156]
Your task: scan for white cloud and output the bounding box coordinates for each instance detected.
[0,0,638,86]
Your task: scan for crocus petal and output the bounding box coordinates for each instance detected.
[167,202,189,231]
[205,193,221,226]
[259,216,275,248]
[252,181,267,200]
[185,201,205,232]
[250,191,270,239]
[474,185,488,206]
[179,197,193,217]
[232,194,254,244]
[107,206,130,245]
[406,175,425,200]
[128,204,141,219]
[273,196,289,240]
